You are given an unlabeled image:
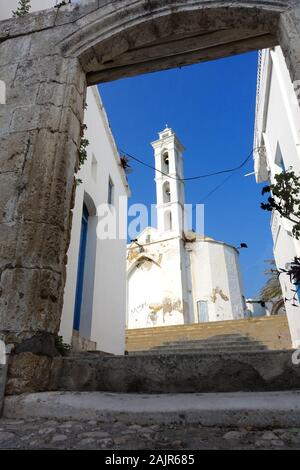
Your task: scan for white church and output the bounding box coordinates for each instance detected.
[127,127,247,329]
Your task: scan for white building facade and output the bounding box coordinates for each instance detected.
[0,1,130,355]
[254,46,300,348]
[127,128,246,329]
[61,87,130,354]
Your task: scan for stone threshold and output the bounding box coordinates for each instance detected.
[3,390,300,428]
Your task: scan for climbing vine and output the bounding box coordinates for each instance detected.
[76,123,90,186]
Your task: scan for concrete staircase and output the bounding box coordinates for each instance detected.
[125,315,292,353]
[129,334,271,355]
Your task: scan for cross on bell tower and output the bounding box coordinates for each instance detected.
[151,127,185,237]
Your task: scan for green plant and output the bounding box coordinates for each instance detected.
[261,169,300,239]
[76,123,89,186]
[54,334,71,356]
[261,169,300,307]
[120,154,133,175]
[12,0,31,17]
[55,1,72,9]
[278,257,300,307]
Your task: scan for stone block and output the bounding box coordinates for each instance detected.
[28,26,75,58]
[36,82,66,107]
[54,0,100,27]
[0,35,31,67]
[5,353,53,396]
[0,223,18,262]
[0,10,57,40]
[0,105,14,137]
[15,221,67,270]
[13,55,69,87]
[15,129,78,227]
[0,267,64,340]
[10,104,62,133]
[0,172,19,224]
[8,83,40,108]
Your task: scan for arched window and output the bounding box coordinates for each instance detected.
[162,181,171,204]
[162,152,170,174]
[164,210,172,232]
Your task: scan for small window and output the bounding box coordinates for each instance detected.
[164,210,172,232]
[162,152,170,174]
[108,177,114,205]
[91,154,98,183]
[197,300,209,323]
[163,181,171,204]
[146,234,151,244]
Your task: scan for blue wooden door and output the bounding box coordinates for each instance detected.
[73,204,89,331]
[197,300,209,323]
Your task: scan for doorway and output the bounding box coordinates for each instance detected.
[73,203,89,331]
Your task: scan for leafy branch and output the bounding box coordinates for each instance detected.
[278,257,300,307]
[261,168,300,307]
[261,169,300,239]
[12,0,31,17]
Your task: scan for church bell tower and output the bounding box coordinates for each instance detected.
[151,127,185,238]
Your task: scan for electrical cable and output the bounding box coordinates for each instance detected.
[118,147,260,182]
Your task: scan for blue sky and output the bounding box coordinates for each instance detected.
[98,51,274,298]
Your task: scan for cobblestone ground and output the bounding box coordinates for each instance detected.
[0,419,300,449]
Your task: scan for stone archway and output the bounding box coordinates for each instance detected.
[0,0,300,389]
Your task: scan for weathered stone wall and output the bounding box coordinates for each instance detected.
[0,10,87,348]
[0,0,300,393]
[0,364,7,413]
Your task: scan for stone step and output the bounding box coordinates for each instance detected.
[4,390,300,428]
[159,335,268,345]
[153,340,267,350]
[126,316,288,335]
[127,338,288,352]
[130,346,269,355]
[47,349,300,394]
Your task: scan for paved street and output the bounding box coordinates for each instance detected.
[0,418,300,450]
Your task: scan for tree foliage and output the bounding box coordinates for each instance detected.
[261,170,300,239]
[260,259,283,302]
[261,170,300,307]
[12,0,31,17]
